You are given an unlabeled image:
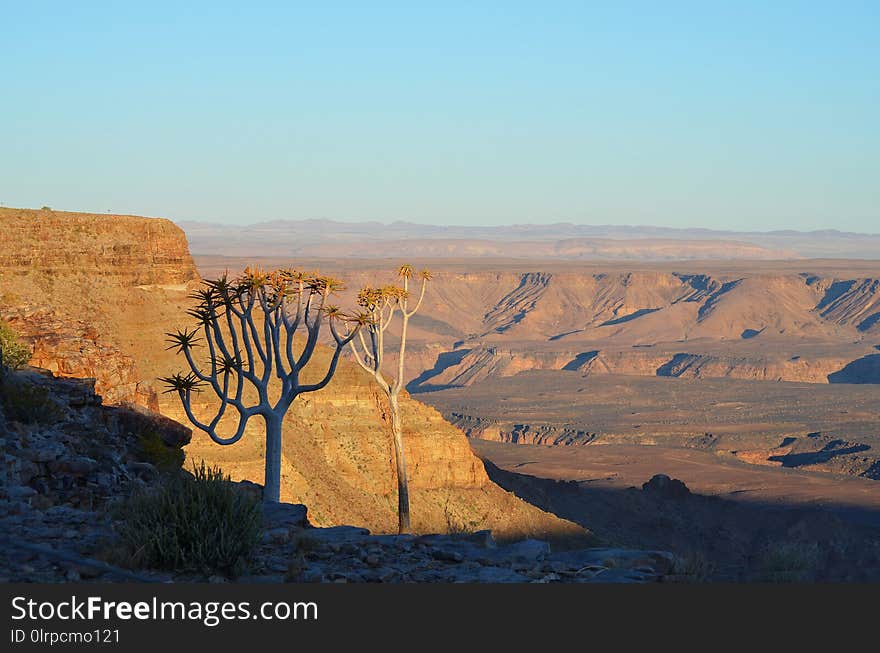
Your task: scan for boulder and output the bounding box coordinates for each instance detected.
[642,474,691,499]
[114,403,192,448]
[261,502,308,529]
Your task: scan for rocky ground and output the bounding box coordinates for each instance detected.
[234,502,675,584]
[1,367,676,584]
[478,451,880,582]
[1,368,191,582]
[0,500,676,584]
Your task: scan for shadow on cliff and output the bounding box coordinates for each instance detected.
[769,442,872,468]
[479,458,880,582]
[407,348,472,393]
[827,354,880,384]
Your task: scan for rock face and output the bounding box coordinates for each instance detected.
[172,353,585,539]
[4,310,158,409]
[272,263,880,389]
[0,207,197,285]
[0,367,191,582]
[0,206,583,539]
[0,207,199,407]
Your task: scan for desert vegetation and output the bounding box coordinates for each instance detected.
[161,263,439,533]
[114,461,262,575]
[0,325,64,424]
[0,378,64,425]
[349,264,431,533]
[160,267,360,503]
[0,319,30,371]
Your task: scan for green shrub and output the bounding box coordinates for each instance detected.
[0,321,30,371]
[137,427,185,472]
[0,378,64,424]
[116,461,262,576]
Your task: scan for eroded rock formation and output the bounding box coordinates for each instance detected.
[0,206,583,539]
[0,207,198,407]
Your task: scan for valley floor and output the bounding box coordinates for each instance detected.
[473,440,880,524]
[472,440,880,581]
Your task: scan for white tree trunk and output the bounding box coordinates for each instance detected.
[389,394,411,533]
[264,414,283,503]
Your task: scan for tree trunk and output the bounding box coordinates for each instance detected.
[263,414,283,503]
[389,394,411,534]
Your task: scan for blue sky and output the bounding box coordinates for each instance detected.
[1,1,877,231]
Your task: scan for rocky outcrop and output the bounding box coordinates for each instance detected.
[2,309,158,409]
[408,343,862,391]
[172,356,585,539]
[447,413,598,445]
[243,512,672,584]
[733,432,880,480]
[0,207,199,407]
[0,207,197,285]
[0,367,191,582]
[651,351,850,383]
[642,474,691,499]
[1,368,190,509]
[411,346,574,390]
[0,206,583,541]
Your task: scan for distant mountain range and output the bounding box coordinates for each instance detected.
[177,219,880,260]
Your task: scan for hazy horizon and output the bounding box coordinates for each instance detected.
[176,214,880,237]
[5,204,880,238]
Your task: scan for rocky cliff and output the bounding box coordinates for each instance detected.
[170,350,582,539]
[201,260,880,388]
[411,343,861,388]
[0,206,582,539]
[0,207,199,407]
[0,207,197,285]
[4,310,158,408]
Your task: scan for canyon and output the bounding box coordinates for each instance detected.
[193,256,880,489]
[0,207,581,539]
[196,257,880,388]
[4,206,880,579]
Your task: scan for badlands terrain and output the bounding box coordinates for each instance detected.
[195,251,880,579]
[194,257,880,506]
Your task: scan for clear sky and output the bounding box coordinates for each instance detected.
[1,1,877,231]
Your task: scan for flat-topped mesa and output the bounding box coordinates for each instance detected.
[0,207,198,286]
[0,207,199,408]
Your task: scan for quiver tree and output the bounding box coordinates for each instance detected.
[349,264,431,533]
[160,267,359,503]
